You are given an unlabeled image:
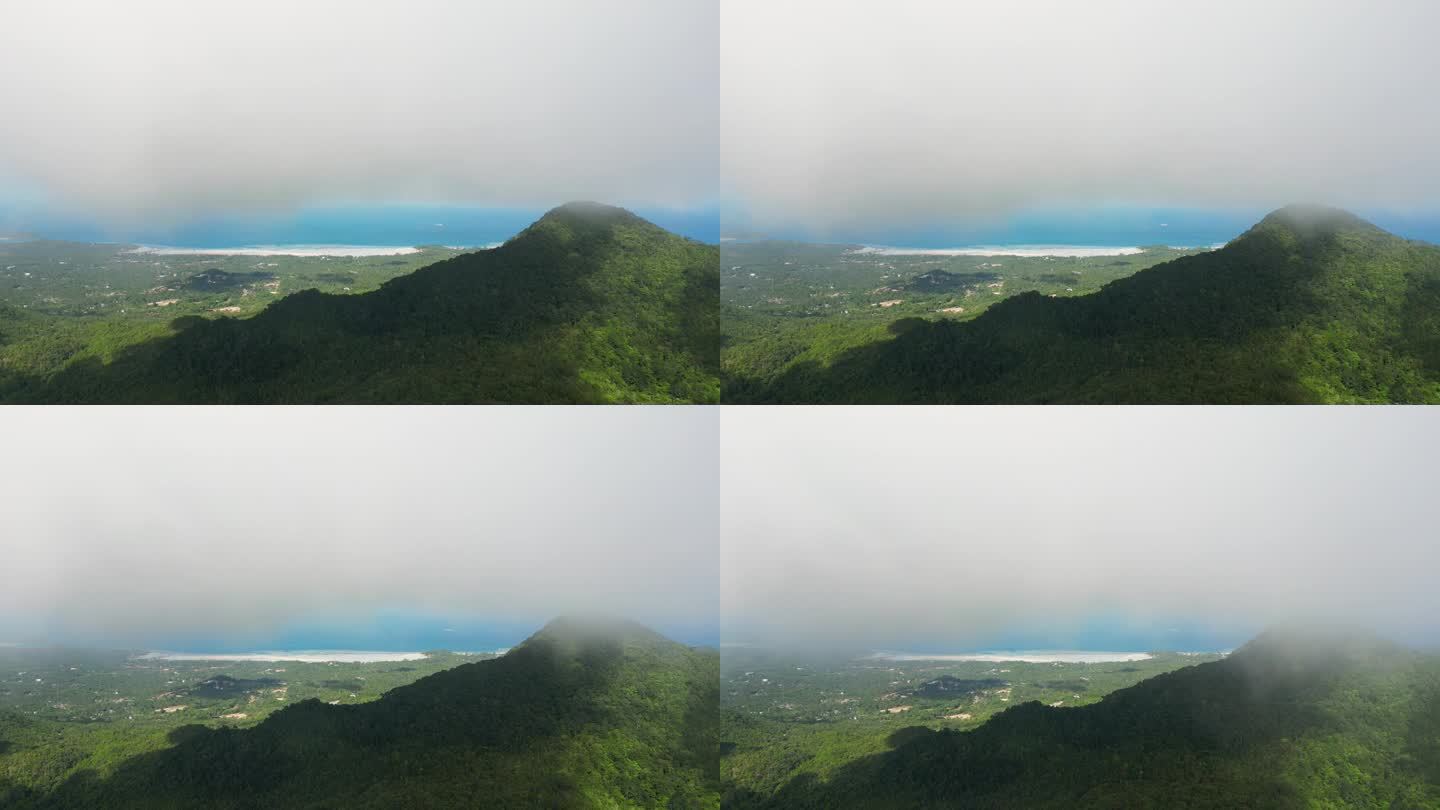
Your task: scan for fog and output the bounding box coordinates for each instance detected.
[0,0,716,222]
[722,0,1440,234]
[0,407,718,645]
[721,407,1440,649]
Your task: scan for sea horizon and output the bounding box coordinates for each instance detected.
[0,202,722,247]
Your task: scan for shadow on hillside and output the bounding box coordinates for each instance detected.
[1398,273,1440,375]
[1404,680,1440,785]
[681,658,723,793]
[25,637,640,808]
[4,206,724,403]
[725,233,1335,404]
[4,241,610,403]
[727,655,1352,809]
[0,776,42,808]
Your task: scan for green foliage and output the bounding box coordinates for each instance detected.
[3,619,719,809]
[725,629,1440,809]
[0,240,457,320]
[725,206,1440,403]
[719,647,1225,803]
[0,647,487,803]
[0,203,719,403]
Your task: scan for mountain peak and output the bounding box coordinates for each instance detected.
[524,615,672,648]
[1252,204,1385,239]
[499,201,663,249]
[1229,624,1407,678]
[538,200,647,227]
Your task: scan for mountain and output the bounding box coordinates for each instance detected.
[14,618,719,809]
[4,202,719,403]
[726,205,1440,403]
[0,302,43,394]
[726,628,1440,809]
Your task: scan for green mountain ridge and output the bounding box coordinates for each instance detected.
[726,205,1440,403]
[2,202,719,404]
[726,627,1440,809]
[5,617,720,809]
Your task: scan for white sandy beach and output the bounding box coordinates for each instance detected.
[138,650,430,663]
[870,651,1155,664]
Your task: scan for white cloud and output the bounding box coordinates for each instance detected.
[722,0,1440,232]
[0,0,717,221]
[0,407,718,642]
[721,407,1440,647]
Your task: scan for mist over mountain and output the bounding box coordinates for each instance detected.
[0,1,717,221]
[2,407,719,645]
[720,406,1440,651]
[727,206,1440,403]
[723,0,1440,230]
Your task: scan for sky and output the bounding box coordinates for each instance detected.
[0,0,717,239]
[10,1,1440,246]
[1,202,721,247]
[722,407,1440,652]
[0,407,719,649]
[722,0,1440,243]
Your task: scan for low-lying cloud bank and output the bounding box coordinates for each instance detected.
[723,0,1440,234]
[0,0,717,222]
[721,408,1440,649]
[1,408,719,645]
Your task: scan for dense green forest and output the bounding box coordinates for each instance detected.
[0,648,484,802]
[0,203,719,403]
[725,629,1440,808]
[2,618,720,809]
[725,206,1440,403]
[719,647,1224,802]
[720,239,1202,390]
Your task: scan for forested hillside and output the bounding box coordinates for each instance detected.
[726,206,1440,403]
[1,203,719,403]
[725,629,1440,809]
[5,618,719,809]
